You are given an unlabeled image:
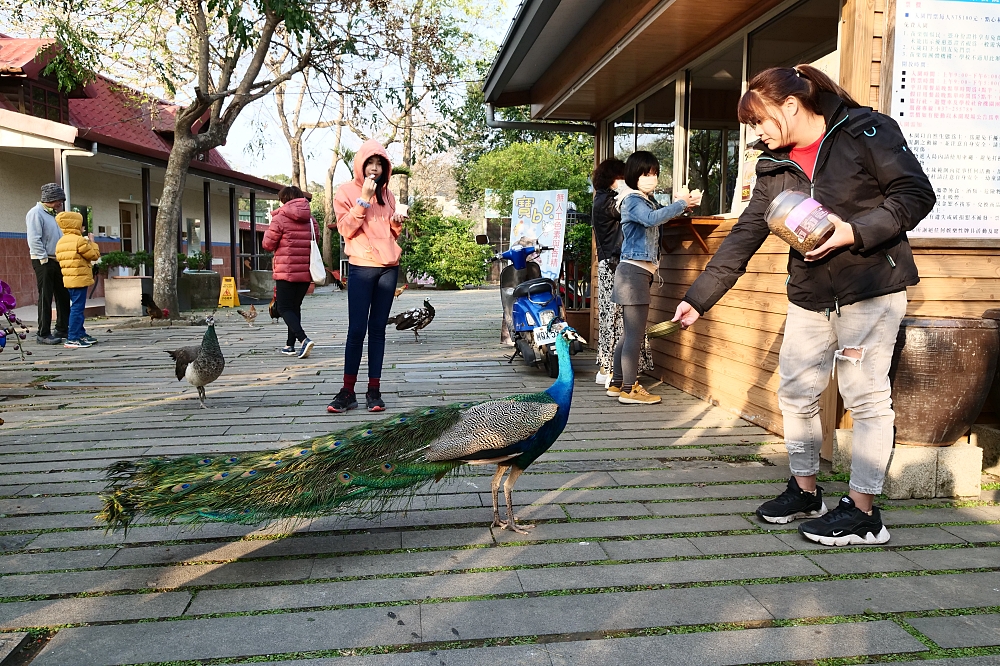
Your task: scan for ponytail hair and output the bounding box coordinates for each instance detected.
[737,64,860,129]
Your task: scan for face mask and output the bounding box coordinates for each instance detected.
[637,175,658,194]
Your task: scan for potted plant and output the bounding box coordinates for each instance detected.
[98,251,136,277]
[102,251,151,317]
[178,250,221,310]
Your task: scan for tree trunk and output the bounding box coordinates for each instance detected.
[400,106,412,203]
[323,155,336,270]
[153,142,196,317]
[290,134,302,189]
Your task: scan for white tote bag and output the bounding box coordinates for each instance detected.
[308,221,326,285]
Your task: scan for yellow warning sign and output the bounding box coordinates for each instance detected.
[218,277,240,307]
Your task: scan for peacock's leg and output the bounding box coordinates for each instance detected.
[197,386,207,408]
[501,465,534,534]
[490,464,510,528]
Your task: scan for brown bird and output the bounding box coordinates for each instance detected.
[394,284,408,298]
[141,293,168,320]
[236,304,258,327]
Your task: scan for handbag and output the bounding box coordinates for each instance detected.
[308,220,326,284]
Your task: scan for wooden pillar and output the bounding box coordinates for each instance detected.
[229,187,238,284]
[52,148,62,185]
[839,0,878,108]
[249,190,258,271]
[142,167,152,254]
[203,180,212,257]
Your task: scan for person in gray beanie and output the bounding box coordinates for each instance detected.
[27,183,70,344]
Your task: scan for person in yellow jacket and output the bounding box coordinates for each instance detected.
[55,211,101,348]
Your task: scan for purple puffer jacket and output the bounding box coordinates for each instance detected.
[263,198,320,282]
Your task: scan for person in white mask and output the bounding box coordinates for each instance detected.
[608,151,699,405]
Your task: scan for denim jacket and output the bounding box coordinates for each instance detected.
[616,189,688,263]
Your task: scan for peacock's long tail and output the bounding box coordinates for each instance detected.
[96,403,478,533]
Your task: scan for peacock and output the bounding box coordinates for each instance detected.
[97,324,584,535]
[166,315,225,408]
[387,299,435,342]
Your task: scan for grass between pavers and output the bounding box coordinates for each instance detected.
[17,612,1000,666]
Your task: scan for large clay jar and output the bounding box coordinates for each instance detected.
[890,317,999,446]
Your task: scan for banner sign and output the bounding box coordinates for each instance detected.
[892,0,1000,238]
[509,189,568,280]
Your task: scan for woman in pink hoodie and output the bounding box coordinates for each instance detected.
[327,140,406,413]
[263,185,321,359]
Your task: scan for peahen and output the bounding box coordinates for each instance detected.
[97,324,584,535]
[166,315,225,408]
[387,299,435,342]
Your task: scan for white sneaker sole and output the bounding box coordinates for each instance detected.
[801,525,890,547]
[606,389,621,398]
[759,503,828,524]
[618,395,661,405]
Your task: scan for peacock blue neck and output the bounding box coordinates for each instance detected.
[544,332,574,407]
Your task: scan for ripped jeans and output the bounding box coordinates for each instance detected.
[777,291,907,495]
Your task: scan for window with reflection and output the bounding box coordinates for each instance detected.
[636,83,676,200]
[687,42,742,215]
[748,0,840,77]
[611,109,635,160]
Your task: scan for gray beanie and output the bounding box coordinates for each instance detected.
[40,183,66,203]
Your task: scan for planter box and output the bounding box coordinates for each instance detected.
[178,271,222,311]
[249,270,275,300]
[105,276,152,317]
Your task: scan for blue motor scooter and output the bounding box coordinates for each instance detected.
[486,241,582,377]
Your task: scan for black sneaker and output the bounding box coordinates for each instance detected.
[366,388,385,412]
[798,496,890,546]
[756,476,828,524]
[326,388,358,414]
[36,335,62,345]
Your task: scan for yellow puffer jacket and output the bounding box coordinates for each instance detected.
[55,212,101,289]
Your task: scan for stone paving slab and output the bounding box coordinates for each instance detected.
[0,632,28,664]
[0,548,117,574]
[890,657,1000,665]
[188,570,523,615]
[420,586,771,642]
[688,533,792,555]
[545,620,925,665]
[772,525,968,550]
[943,524,1000,543]
[901,545,1000,570]
[491,514,754,543]
[598,537,702,560]
[747,572,1000,618]
[805,550,923,574]
[908,614,1000,648]
[30,605,423,666]
[238,645,554,666]
[0,592,191,630]
[516,554,823,592]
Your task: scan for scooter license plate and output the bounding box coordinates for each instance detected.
[533,326,557,346]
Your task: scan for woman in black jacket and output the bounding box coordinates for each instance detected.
[674,65,935,547]
[592,158,652,385]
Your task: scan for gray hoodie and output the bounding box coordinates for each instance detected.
[26,202,62,260]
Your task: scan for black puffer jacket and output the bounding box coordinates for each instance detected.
[684,93,936,314]
[593,188,623,262]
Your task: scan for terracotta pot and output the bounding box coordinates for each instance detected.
[889,317,999,446]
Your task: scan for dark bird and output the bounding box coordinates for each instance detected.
[141,293,168,320]
[97,325,584,535]
[326,268,345,290]
[387,299,435,342]
[236,304,258,327]
[165,315,225,408]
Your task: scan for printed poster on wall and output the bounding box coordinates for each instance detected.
[508,189,568,280]
[891,0,1000,238]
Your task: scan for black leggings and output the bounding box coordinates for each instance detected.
[612,303,650,389]
[345,264,399,379]
[275,280,310,346]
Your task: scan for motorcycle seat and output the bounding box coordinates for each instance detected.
[512,277,557,300]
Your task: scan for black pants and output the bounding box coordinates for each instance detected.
[345,265,399,379]
[32,259,69,338]
[275,280,311,346]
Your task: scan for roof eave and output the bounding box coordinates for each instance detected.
[483,0,562,106]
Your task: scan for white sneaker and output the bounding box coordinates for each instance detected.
[595,369,609,384]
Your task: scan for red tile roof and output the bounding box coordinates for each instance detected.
[1,35,281,193]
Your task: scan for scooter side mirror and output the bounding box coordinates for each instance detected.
[475,234,490,245]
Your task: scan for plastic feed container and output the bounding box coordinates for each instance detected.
[764,190,837,254]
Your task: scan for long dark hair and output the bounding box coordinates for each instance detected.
[592,158,625,190]
[737,64,860,133]
[623,151,660,190]
[363,154,391,206]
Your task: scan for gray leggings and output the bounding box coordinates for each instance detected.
[612,303,649,388]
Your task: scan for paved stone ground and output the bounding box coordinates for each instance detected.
[1,288,999,666]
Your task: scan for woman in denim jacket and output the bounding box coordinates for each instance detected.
[608,151,699,405]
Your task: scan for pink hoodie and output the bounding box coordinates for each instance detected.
[333,139,402,267]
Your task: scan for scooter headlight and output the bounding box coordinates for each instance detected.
[539,309,556,325]
[525,312,536,326]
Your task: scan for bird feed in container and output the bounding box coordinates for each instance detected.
[646,320,681,339]
[764,190,837,254]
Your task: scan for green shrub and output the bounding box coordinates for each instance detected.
[185,251,213,271]
[563,221,592,269]
[400,199,490,289]
[97,250,135,274]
